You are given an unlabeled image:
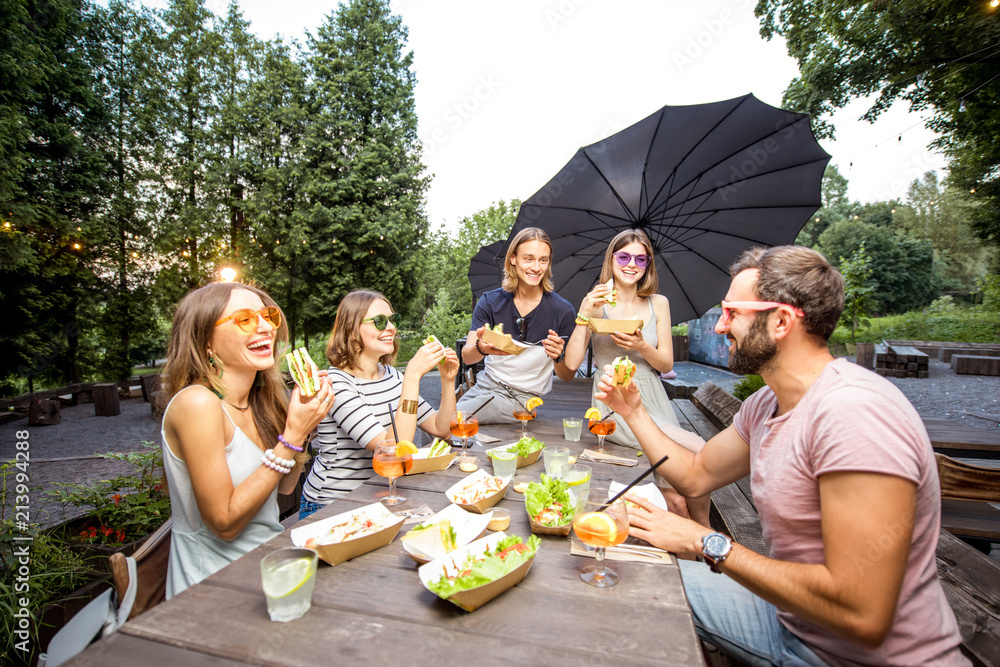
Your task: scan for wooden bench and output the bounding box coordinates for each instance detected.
[939,348,1000,363]
[952,354,1000,376]
[689,383,1000,666]
[876,342,929,378]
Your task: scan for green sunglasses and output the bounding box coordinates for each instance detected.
[361,312,401,331]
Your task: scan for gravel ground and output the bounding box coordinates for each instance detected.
[3,358,997,531]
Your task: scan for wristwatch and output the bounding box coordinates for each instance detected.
[555,351,565,364]
[701,532,733,573]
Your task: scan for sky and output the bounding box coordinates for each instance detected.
[197,0,947,232]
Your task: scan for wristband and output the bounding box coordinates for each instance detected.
[575,313,590,325]
[400,399,418,415]
[475,337,488,356]
[277,434,304,453]
[261,449,293,474]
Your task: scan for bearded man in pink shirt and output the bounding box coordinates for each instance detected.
[597,245,967,666]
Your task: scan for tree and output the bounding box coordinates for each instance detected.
[796,165,851,246]
[817,219,935,314]
[838,243,876,343]
[298,0,428,339]
[756,0,1000,244]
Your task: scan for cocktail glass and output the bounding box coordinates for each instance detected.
[372,439,413,506]
[260,547,318,622]
[588,413,617,454]
[513,407,536,437]
[573,488,628,587]
[450,411,479,463]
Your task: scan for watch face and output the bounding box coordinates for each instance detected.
[704,533,729,558]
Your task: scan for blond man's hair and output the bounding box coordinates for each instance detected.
[502,227,555,293]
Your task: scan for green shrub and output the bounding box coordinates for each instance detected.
[829,308,1000,345]
[671,323,688,336]
[732,375,766,402]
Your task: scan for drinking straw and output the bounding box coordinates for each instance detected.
[601,454,670,510]
[388,408,400,442]
[467,395,495,418]
[496,380,530,413]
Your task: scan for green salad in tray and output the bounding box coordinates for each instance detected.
[506,435,545,458]
[427,535,541,598]
[525,474,574,527]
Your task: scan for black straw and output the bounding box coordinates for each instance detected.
[467,395,495,418]
[388,409,400,442]
[602,454,670,509]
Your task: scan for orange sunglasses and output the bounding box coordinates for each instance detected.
[214,307,282,333]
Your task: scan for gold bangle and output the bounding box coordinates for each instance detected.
[400,399,418,414]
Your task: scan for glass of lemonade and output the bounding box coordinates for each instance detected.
[260,547,318,622]
[562,417,582,441]
[561,464,592,508]
[543,445,570,478]
[489,448,518,480]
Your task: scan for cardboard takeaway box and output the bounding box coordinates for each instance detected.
[481,327,530,355]
[524,483,574,537]
[405,446,456,475]
[588,318,643,336]
[418,532,536,612]
[290,502,403,566]
[445,469,509,513]
[401,503,493,564]
[488,442,544,469]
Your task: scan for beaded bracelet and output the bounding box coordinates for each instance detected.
[277,434,304,453]
[474,337,488,356]
[261,449,294,474]
[575,313,590,325]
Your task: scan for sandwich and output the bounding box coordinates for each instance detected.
[423,334,445,365]
[485,323,504,334]
[429,437,452,457]
[612,356,637,387]
[402,519,458,560]
[604,279,617,307]
[286,346,321,396]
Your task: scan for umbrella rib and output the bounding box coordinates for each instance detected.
[580,152,638,223]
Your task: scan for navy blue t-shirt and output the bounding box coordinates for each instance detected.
[470,288,575,345]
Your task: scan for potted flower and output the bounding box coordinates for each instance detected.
[44,441,170,563]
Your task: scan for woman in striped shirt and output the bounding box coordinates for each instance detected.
[300,290,460,518]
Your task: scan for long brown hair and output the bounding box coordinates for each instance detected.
[326,290,399,371]
[598,229,658,298]
[501,227,555,293]
[163,283,290,450]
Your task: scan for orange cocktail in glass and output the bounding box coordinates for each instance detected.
[373,440,414,506]
[573,489,628,587]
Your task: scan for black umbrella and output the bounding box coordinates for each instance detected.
[467,240,505,307]
[499,94,831,324]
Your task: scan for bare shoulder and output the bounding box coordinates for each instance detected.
[164,386,224,432]
[650,294,671,322]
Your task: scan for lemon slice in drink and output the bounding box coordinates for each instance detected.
[262,558,314,599]
[396,441,418,456]
[490,449,517,460]
[584,407,602,420]
[525,396,543,411]
[576,512,618,542]
[563,468,591,487]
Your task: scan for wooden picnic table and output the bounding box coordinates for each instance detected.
[923,417,1000,460]
[65,379,704,666]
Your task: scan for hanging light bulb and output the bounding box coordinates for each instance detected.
[959,100,966,112]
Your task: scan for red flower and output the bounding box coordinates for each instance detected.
[112,494,122,506]
[153,484,163,492]
[116,530,126,542]
[79,529,89,538]
[89,527,98,538]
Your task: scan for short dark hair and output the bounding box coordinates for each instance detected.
[729,245,844,341]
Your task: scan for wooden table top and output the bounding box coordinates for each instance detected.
[66,390,704,666]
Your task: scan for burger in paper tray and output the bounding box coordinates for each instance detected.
[480,323,530,356]
[445,469,509,513]
[487,434,545,468]
[290,502,403,566]
[406,437,456,475]
[419,532,541,612]
[401,503,493,564]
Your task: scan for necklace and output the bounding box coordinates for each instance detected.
[223,399,250,412]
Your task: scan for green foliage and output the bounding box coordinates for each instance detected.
[422,288,472,352]
[670,323,688,336]
[838,243,876,342]
[976,275,1000,312]
[818,219,935,314]
[756,0,1000,246]
[44,442,170,545]
[829,309,1000,345]
[732,375,766,402]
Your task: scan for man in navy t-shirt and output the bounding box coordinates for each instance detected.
[458,227,576,424]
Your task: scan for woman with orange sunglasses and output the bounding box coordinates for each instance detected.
[160,283,333,597]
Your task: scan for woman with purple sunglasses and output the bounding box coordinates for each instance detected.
[564,229,710,527]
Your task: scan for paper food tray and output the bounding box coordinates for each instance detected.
[445,469,509,513]
[290,502,404,566]
[418,532,536,612]
[588,318,643,335]
[482,327,530,355]
[401,503,492,564]
[406,447,456,474]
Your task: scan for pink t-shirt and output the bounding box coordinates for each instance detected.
[733,359,966,666]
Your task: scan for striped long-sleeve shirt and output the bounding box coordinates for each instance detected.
[302,365,433,504]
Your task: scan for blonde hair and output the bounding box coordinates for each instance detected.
[326,290,399,371]
[163,283,290,451]
[597,229,658,298]
[502,227,555,293]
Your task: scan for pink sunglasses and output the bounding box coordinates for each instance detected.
[720,300,805,324]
